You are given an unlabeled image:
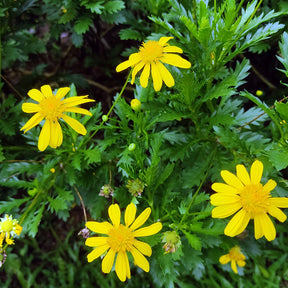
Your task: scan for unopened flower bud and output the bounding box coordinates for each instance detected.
[131,99,141,111]
[256,90,263,96]
[102,115,108,122]
[128,143,136,151]
[162,231,181,254]
[99,184,114,198]
[126,179,145,197]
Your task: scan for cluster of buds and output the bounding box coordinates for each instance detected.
[99,184,114,198]
[161,231,181,254]
[126,179,145,197]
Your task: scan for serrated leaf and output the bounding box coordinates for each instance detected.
[71,152,82,171]
[104,1,125,14]
[48,196,68,213]
[182,231,202,251]
[119,28,142,41]
[83,148,101,164]
[28,205,45,237]
[0,198,30,214]
[74,17,93,34]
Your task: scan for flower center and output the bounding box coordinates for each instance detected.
[1,220,14,232]
[239,183,270,218]
[229,246,244,261]
[39,96,64,121]
[107,224,134,252]
[139,41,164,63]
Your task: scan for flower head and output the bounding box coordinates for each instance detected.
[131,99,141,111]
[85,203,162,282]
[219,245,246,274]
[116,37,191,91]
[21,85,95,151]
[99,184,114,198]
[161,231,181,254]
[210,160,288,241]
[126,179,145,197]
[0,215,22,247]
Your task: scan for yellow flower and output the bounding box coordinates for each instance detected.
[21,85,94,151]
[116,37,191,91]
[0,215,22,247]
[210,160,288,241]
[219,245,246,274]
[131,99,141,111]
[85,203,162,282]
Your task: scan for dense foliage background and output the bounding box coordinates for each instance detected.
[1,0,288,287]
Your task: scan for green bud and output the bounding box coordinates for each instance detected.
[102,115,108,122]
[128,143,136,151]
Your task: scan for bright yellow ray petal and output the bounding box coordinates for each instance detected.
[224,209,250,237]
[236,164,251,185]
[161,54,191,68]
[87,244,110,262]
[133,222,162,237]
[269,197,288,208]
[211,202,242,218]
[20,113,44,132]
[210,193,240,206]
[159,36,173,46]
[221,170,244,189]
[133,240,152,256]
[263,179,277,193]
[254,214,264,240]
[115,251,127,282]
[163,46,183,53]
[64,107,92,115]
[238,260,245,267]
[38,120,50,151]
[140,64,150,88]
[219,254,230,265]
[231,260,238,274]
[108,204,121,228]
[86,221,113,234]
[102,249,116,273]
[125,203,137,227]
[55,87,70,100]
[27,88,45,102]
[151,62,162,91]
[131,62,145,84]
[61,114,87,135]
[41,85,53,98]
[85,236,108,247]
[156,61,175,87]
[62,96,94,107]
[49,121,62,148]
[116,60,132,72]
[250,160,263,184]
[22,103,40,113]
[260,213,276,241]
[130,246,150,272]
[124,250,131,280]
[268,205,287,222]
[116,53,141,72]
[211,183,238,194]
[129,207,151,231]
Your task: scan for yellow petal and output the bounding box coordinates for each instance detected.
[163,45,183,53]
[115,251,128,282]
[133,222,162,237]
[61,114,87,135]
[55,87,70,100]
[211,202,242,218]
[86,221,113,234]
[116,60,132,72]
[85,236,108,247]
[125,203,137,227]
[263,179,277,193]
[161,54,191,68]
[269,197,288,208]
[130,246,150,272]
[22,103,40,113]
[260,213,276,241]
[15,224,22,235]
[231,260,238,274]
[156,62,175,87]
[236,164,251,185]
[221,170,244,189]
[133,240,152,256]
[38,120,50,151]
[27,88,45,102]
[159,37,173,46]
[140,64,150,88]
[211,183,238,194]
[116,53,141,72]
[237,260,246,267]
[250,160,263,184]
[102,249,116,274]
[131,62,145,84]
[20,113,44,133]
[268,205,287,222]
[87,244,110,262]
[129,207,151,231]
[108,204,121,228]
[254,214,264,240]
[151,62,162,91]
[219,254,230,265]
[49,121,63,149]
[65,107,92,116]
[41,85,53,98]
[210,193,240,206]
[224,209,250,237]
[62,96,94,107]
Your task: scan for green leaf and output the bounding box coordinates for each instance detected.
[48,196,68,213]
[74,17,93,34]
[182,231,202,251]
[27,205,45,237]
[277,32,288,77]
[0,198,30,214]
[83,148,101,165]
[119,28,142,41]
[83,1,104,14]
[103,1,125,14]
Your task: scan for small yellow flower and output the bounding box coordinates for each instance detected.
[85,203,162,282]
[50,168,55,173]
[256,90,263,96]
[210,160,288,241]
[131,99,141,111]
[21,85,94,151]
[0,215,22,247]
[219,245,246,274]
[116,37,191,91]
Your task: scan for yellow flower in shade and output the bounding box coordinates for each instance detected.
[0,215,22,247]
[20,85,95,151]
[210,160,288,241]
[85,203,162,282]
[116,37,191,91]
[219,246,246,274]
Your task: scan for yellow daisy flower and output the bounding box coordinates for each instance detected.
[20,84,95,151]
[116,37,191,91]
[219,245,246,274]
[85,203,162,282]
[211,160,288,241]
[0,215,22,247]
